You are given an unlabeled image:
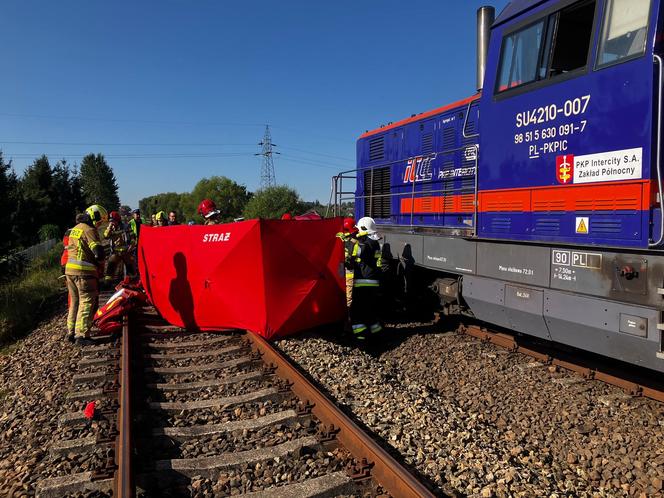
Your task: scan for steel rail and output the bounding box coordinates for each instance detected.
[114,315,134,497]
[460,324,664,404]
[244,331,435,498]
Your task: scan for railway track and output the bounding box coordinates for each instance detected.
[35,303,434,498]
[457,322,664,404]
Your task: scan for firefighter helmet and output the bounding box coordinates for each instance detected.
[197,199,219,219]
[281,213,293,220]
[356,216,377,235]
[86,205,108,224]
[155,211,167,221]
[109,211,121,223]
[343,217,357,233]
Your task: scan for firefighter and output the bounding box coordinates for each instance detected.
[65,205,107,345]
[346,216,383,340]
[129,209,142,240]
[197,199,221,225]
[103,210,134,285]
[336,217,359,309]
[155,210,168,226]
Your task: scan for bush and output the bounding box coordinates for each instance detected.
[0,243,65,345]
[38,224,60,242]
[0,253,28,283]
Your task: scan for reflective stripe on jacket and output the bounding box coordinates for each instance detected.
[345,235,382,287]
[65,223,102,276]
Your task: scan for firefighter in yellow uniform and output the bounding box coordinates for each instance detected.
[65,205,107,345]
[336,217,359,308]
[103,210,134,285]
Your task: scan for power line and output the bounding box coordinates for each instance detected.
[5,152,255,159]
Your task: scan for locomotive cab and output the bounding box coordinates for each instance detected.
[480,0,658,248]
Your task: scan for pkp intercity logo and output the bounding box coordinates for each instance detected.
[556,154,574,184]
[403,155,434,183]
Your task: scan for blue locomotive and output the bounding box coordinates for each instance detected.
[336,0,664,372]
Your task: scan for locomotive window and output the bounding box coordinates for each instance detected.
[496,20,545,91]
[597,0,651,68]
[496,0,598,95]
[549,1,595,76]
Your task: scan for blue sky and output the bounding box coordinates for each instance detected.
[1,0,509,208]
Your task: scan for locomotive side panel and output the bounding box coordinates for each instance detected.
[479,0,658,249]
[356,98,479,231]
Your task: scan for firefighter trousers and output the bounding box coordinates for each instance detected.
[105,252,134,281]
[66,275,99,338]
[349,285,381,339]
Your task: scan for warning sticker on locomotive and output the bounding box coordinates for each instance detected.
[575,217,589,234]
[556,148,642,184]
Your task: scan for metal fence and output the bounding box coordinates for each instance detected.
[15,239,57,262]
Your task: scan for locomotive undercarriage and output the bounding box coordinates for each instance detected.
[380,226,664,373]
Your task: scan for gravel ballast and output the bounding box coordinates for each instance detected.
[0,308,83,496]
[277,322,664,498]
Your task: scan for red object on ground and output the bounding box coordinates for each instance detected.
[83,402,96,420]
[138,218,346,339]
[93,286,148,335]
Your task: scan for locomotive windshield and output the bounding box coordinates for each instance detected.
[496,0,597,94]
[597,0,651,67]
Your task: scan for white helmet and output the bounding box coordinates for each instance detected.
[356,216,378,235]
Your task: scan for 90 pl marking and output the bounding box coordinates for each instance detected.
[552,249,602,269]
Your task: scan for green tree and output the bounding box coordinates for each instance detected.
[79,154,120,211]
[0,152,19,253]
[51,160,84,231]
[16,156,56,246]
[185,176,251,223]
[139,192,186,220]
[243,185,301,220]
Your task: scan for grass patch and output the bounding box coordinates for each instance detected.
[0,243,65,345]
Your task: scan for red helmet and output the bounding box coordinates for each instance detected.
[109,211,121,223]
[197,199,218,218]
[343,217,358,233]
[281,213,293,220]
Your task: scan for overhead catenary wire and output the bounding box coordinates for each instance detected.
[3,150,347,170]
